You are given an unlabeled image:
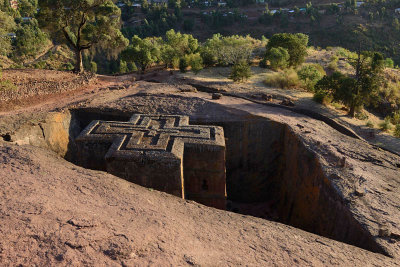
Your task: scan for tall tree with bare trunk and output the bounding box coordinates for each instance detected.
[38,0,128,73]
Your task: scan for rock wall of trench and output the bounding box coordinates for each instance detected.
[1,111,78,157]
[277,127,386,254]
[203,117,386,255]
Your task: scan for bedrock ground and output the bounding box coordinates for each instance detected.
[0,77,399,265]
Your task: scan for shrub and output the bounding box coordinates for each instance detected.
[366,121,374,128]
[381,82,400,107]
[33,61,47,69]
[229,60,252,82]
[394,124,400,137]
[201,34,256,67]
[264,69,300,89]
[379,117,393,132]
[313,89,332,105]
[328,56,339,71]
[0,69,17,93]
[179,56,189,73]
[121,35,162,72]
[62,62,74,71]
[128,62,137,72]
[355,111,368,120]
[385,58,394,68]
[297,64,325,91]
[172,57,180,69]
[119,60,128,74]
[90,61,98,73]
[335,47,356,59]
[200,46,216,67]
[391,111,400,125]
[264,47,289,70]
[188,53,203,74]
[266,33,309,67]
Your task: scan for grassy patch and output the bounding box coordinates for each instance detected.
[263,69,300,89]
[366,121,374,128]
[379,117,393,132]
[394,124,400,138]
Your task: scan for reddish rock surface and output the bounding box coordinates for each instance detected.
[0,72,399,265]
[0,144,398,266]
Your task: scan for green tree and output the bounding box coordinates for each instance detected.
[264,47,289,70]
[119,60,128,74]
[266,33,309,68]
[346,51,384,117]
[38,0,129,73]
[18,0,38,17]
[229,60,251,82]
[385,58,394,68]
[0,10,16,56]
[127,61,137,72]
[160,44,176,68]
[314,71,348,104]
[315,51,385,117]
[179,56,189,73]
[395,124,400,138]
[90,61,97,73]
[201,34,255,66]
[188,53,203,74]
[121,35,161,72]
[297,64,325,91]
[13,19,48,60]
[161,29,198,67]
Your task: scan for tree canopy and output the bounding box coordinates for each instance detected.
[264,46,289,70]
[266,33,309,68]
[13,19,48,60]
[201,34,256,66]
[229,60,252,82]
[121,35,161,72]
[0,10,16,56]
[297,64,325,91]
[160,29,198,68]
[38,0,128,72]
[315,51,385,117]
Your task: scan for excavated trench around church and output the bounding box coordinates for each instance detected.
[2,108,388,256]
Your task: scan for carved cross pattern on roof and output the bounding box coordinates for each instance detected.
[76,114,225,160]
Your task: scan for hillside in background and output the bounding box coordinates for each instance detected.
[1,0,400,70]
[119,0,400,65]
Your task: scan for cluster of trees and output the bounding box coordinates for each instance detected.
[119,30,259,81]
[121,30,200,72]
[0,0,49,64]
[0,0,128,72]
[122,0,182,40]
[259,33,392,119]
[263,33,308,68]
[315,51,385,117]
[262,33,326,92]
[0,9,15,57]
[38,0,129,73]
